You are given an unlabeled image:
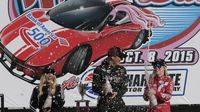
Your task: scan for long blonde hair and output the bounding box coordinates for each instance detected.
[38,73,57,98]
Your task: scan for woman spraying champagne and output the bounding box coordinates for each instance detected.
[143,59,174,112]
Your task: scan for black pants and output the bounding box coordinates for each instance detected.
[97,96,126,112]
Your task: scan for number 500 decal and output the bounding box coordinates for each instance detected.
[27,27,51,46]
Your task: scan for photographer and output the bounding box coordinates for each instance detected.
[30,69,65,112]
[92,46,129,112]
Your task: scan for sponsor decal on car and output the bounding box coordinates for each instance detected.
[26,13,69,47]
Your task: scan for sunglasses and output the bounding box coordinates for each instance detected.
[153,64,163,69]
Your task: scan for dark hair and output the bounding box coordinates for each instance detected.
[107,46,127,59]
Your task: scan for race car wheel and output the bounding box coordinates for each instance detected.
[63,45,92,75]
[131,29,152,49]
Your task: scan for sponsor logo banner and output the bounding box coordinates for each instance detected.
[80,68,188,99]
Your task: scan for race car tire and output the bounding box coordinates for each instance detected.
[63,45,92,75]
[131,29,152,49]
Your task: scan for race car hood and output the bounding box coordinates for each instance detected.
[0,9,99,66]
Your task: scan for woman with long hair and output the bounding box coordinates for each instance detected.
[30,69,65,112]
[143,59,174,112]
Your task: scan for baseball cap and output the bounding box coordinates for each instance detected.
[44,68,55,75]
[107,46,127,59]
[151,59,166,69]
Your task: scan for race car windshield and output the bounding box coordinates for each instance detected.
[48,0,113,31]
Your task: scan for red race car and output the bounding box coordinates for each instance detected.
[0,0,161,84]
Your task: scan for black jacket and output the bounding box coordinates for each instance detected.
[30,84,65,112]
[92,57,128,112]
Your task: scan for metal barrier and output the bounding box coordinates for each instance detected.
[0,94,4,112]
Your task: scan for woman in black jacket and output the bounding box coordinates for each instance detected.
[30,69,65,112]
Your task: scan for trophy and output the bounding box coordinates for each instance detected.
[78,82,88,101]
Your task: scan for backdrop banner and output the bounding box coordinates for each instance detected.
[0,0,199,107]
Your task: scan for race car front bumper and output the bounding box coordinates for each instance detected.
[0,43,39,85]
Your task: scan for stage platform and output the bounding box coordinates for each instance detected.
[1,105,200,112]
